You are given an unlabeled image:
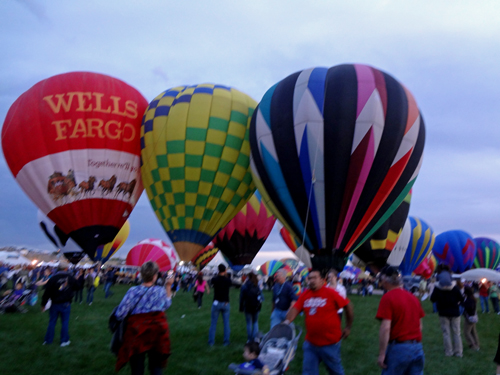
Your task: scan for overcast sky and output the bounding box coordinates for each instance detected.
[1,1,500,267]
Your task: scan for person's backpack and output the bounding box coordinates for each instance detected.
[245,283,262,313]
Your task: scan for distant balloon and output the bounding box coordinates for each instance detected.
[191,243,218,270]
[413,254,437,279]
[126,239,179,272]
[280,258,299,270]
[399,217,435,276]
[354,190,411,273]
[37,210,85,264]
[295,265,309,280]
[94,220,130,263]
[214,191,276,271]
[141,84,257,262]
[258,260,286,277]
[473,237,500,269]
[433,230,476,273]
[3,72,147,260]
[250,64,425,271]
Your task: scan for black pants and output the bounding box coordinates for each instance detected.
[74,288,83,303]
[130,350,163,375]
[494,333,500,364]
[197,292,204,307]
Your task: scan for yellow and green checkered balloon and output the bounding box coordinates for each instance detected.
[140,84,257,261]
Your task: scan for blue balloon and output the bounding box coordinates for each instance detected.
[399,217,435,276]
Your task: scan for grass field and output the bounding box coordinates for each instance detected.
[0,285,498,375]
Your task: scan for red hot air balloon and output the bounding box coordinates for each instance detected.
[126,239,179,272]
[213,191,276,271]
[2,72,147,260]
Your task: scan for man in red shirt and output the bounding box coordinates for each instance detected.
[284,269,353,375]
[376,266,425,375]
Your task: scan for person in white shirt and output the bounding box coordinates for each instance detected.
[327,269,347,320]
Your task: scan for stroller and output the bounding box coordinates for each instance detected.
[229,323,302,375]
[0,288,37,314]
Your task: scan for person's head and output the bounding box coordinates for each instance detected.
[464,286,475,299]
[58,261,70,272]
[140,261,159,283]
[44,269,51,276]
[15,282,23,290]
[197,272,203,283]
[379,266,402,290]
[247,272,258,286]
[307,269,325,291]
[327,269,338,286]
[243,341,260,361]
[218,264,226,275]
[274,269,287,285]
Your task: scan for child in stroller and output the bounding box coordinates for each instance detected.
[0,282,37,313]
[229,323,302,375]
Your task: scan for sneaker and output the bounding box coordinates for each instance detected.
[60,341,71,347]
[89,302,92,306]
[42,341,50,345]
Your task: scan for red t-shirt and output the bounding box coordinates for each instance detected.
[479,284,489,297]
[376,288,424,342]
[293,285,349,346]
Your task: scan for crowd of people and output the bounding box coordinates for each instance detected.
[3,259,500,375]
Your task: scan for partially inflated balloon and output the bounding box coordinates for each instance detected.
[473,237,500,269]
[413,254,437,279]
[399,217,435,276]
[3,72,147,260]
[280,258,299,270]
[141,84,257,261]
[279,226,313,267]
[191,243,218,270]
[250,64,425,271]
[354,190,411,273]
[214,191,276,271]
[433,230,476,273]
[94,220,130,263]
[258,260,285,277]
[37,210,85,264]
[126,239,179,272]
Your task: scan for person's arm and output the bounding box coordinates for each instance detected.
[165,277,174,299]
[377,319,391,369]
[342,302,354,339]
[284,306,300,324]
[205,281,210,294]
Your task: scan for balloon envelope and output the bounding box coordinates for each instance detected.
[386,217,412,267]
[354,190,411,273]
[94,220,130,263]
[37,210,85,264]
[473,237,500,269]
[191,243,218,270]
[399,217,435,276]
[214,191,276,270]
[140,84,257,261]
[258,260,285,277]
[126,239,179,272]
[3,72,146,259]
[433,230,476,273]
[250,64,425,271]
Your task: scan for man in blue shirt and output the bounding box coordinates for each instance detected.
[271,269,297,328]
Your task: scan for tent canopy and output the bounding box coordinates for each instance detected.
[0,252,31,266]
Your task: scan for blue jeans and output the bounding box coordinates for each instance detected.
[270,308,288,329]
[480,296,489,312]
[245,312,259,342]
[104,282,113,298]
[303,340,344,375]
[45,302,71,344]
[382,342,424,375]
[208,301,230,345]
[87,286,95,304]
